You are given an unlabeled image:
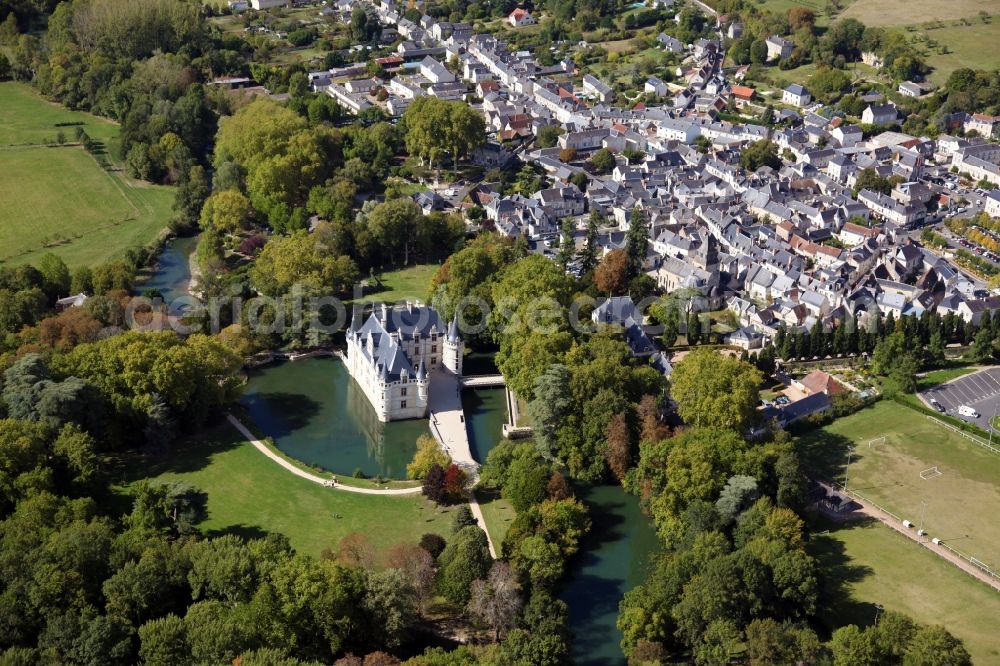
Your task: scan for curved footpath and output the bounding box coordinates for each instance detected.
[227,413,422,496]
[227,411,499,557]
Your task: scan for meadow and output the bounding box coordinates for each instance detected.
[798,400,1000,575]
[353,263,441,305]
[840,0,996,27]
[810,518,1000,664]
[113,422,454,558]
[0,83,174,270]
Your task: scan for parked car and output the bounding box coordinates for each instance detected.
[958,405,980,418]
[930,399,945,413]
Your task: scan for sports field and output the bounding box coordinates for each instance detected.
[798,400,1000,574]
[811,518,1000,664]
[0,82,175,269]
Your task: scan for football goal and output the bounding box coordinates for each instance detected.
[920,466,943,480]
[868,436,887,449]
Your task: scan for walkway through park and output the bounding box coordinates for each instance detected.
[428,369,498,557]
[227,414,422,496]
[819,482,1000,593]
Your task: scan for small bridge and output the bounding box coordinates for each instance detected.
[460,374,506,388]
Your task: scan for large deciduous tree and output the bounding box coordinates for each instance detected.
[669,349,762,431]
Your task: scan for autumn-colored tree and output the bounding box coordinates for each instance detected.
[442,463,468,503]
[787,6,816,31]
[604,412,634,483]
[406,434,451,479]
[546,471,572,500]
[594,249,629,295]
[637,394,670,443]
[422,463,446,503]
[337,532,376,569]
[386,542,435,607]
[38,308,102,351]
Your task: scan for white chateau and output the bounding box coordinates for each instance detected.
[345,302,463,421]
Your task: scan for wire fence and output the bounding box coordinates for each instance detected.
[840,485,1000,585]
[926,415,1000,455]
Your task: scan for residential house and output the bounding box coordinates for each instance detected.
[645,77,668,97]
[766,35,794,61]
[782,84,810,108]
[582,74,615,103]
[508,8,535,26]
[898,81,922,97]
[862,104,898,126]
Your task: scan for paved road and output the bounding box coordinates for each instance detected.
[920,368,1000,427]
[227,413,423,495]
[819,482,1000,593]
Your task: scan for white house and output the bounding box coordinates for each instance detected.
[250,0,286,8]
[898,81,922,97]
[419,56,455,84]
[782,84,810,108]
[766,35,794,61]
[644,76,668,97]
[345,303,463,421]
[862,104,898,126]
[582,74,614,103]
[508,8,535,26]
[985,190,1000,218]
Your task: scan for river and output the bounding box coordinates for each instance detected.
[135,234,199,315]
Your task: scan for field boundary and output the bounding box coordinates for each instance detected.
[832,482,1000,590]
[926,415,1000,455]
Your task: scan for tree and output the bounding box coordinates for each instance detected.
[594,249,630,295]
[604,413,634,484]
[577,211,602,275]
[903,625,971,666]
[442,464,468,503]
[670,349,763,431]
[362,568,418,649]
[199,189,252,232]
[437,526,492,604]
[590,148,616,174]
[503,455,550,512]
[37,253,71,299]
[138,615,189,666]
[407,434,451,479]
[555,218,575,269]
[715,475,759,522]
[973,325,994,362]
[625,207,649,279]
[422,464,446,503]
[537,125,563,148]
[853,168,892,196]
[386,543,436,607]
[403,97,485,172]
[528,364,573,458]
[468,561,522,641]
[741,140,782,172]
[366,198,424,266]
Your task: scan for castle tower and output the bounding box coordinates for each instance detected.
[443,313,463,376]
[416,359,428,405]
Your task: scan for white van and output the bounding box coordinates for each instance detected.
[958,405,980,418]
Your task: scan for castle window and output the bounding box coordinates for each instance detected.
[431,357,437,365]
[401,400,407,409]
[431,345,437,353]
[401,388,407,396]
[431,333,437,341]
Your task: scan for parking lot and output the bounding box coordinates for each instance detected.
[920,368,1000,427]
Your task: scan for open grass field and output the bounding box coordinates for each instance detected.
[810,517,1000,664]
[918,22,1000,85]
[355,263,440,305]
[840,0,996,27]
[0,83,175,270]
[113,422,454,558]
[798,400,1000,574]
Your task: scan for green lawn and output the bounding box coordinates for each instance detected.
[0,82,175,270]
[798,400,1000,573]
[475,488,515,549]
[918,21,1000,85]
[810,518,1000,664]
[0,82,119,147]
[113,422,454,558]
[841,0,995,27]
[355,263,440,305]
[915,364,978,392]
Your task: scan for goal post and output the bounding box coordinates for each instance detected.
[920,466,943,480]
[868,436,886,449]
